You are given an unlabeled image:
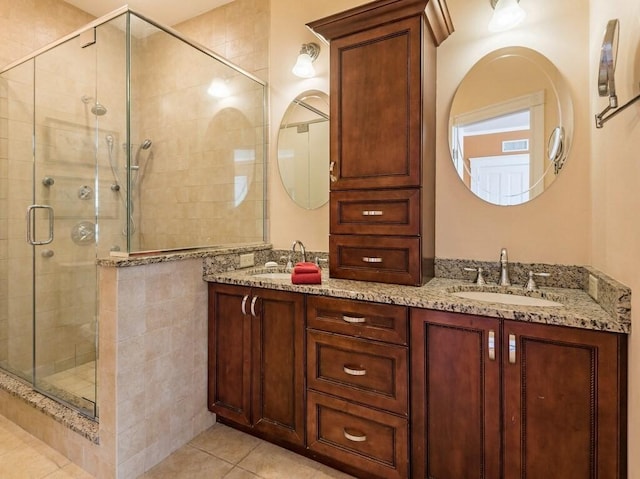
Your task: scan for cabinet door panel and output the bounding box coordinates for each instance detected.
[252,288,305,446]
[503,321,626,479]
[331,17,422,190]
[411,310,501,479]
[208,284,252,427]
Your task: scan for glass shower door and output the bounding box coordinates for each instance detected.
[1,60,36,384]
[31,32,99,417]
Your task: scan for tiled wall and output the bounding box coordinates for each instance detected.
[131,25,266,250]
[99,259,215,478]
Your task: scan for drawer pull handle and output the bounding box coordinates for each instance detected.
[362,257,382,263]
[342,315,366,324]
[250,296,259,317]
[488,330,496,361]
[362,210,383,216]
[343,428,367,443]
[241,295,249,315]
[343,365,367,376]
[509,334,517,364]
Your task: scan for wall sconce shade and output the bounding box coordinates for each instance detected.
[292,42,320,78]
[488,0,526,32]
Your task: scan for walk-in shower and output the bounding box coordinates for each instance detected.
[0,7,267,418]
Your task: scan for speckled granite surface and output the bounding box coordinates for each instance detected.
[204,267,630,334]
[97,243,273,268]
[436,258,631,327]
[0,370,98,443]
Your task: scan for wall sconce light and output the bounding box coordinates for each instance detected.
[292,42,320,78]
[488,0,526,33]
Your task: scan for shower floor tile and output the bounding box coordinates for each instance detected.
[41,361,96,405]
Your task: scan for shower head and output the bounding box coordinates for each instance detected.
[140,139,152,150]
[91,102,107,116]
[81,95,107,116]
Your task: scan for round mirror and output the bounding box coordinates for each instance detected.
[277,90,329,209]
[448,47,573,206]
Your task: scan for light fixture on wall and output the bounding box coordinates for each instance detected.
[488,0,526,33]
[292,42,320,78]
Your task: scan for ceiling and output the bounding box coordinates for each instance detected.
[62,0,235,26]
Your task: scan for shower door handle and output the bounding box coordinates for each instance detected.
[26,205,54,245]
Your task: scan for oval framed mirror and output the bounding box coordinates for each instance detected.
[277,90,329,209]
[448,47,574,206]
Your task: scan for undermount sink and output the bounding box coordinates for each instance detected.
[250,271,291,280]
[450,290,563,307]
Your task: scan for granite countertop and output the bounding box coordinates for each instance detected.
[204,269,630,334]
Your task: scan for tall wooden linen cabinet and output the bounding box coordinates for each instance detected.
[308,0,453,286]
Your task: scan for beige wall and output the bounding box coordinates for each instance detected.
[590,1,640,477]
[268,0,370,251]
[436,0,590,264]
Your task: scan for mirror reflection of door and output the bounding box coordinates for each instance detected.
[451,91,544,206]
[470,154,530,205]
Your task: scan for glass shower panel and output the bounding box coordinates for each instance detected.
[95,14,128,257]
[32,32,99,417]
[0,60,35,383]
[128,13,266,252]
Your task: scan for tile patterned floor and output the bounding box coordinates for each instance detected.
[0,415,356,479]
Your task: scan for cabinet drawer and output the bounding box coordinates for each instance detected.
[307,331,408,415]
[307,296,407,345]
[330,189,420,236]
[307,391,409,479]
[330,235,421,285]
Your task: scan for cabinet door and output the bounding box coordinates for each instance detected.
[251,288,305,446]
[330,16,422,190]
[208,283,252,427]
[411,310,501,479]
[502,320,627,479]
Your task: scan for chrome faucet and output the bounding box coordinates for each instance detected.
[498,247,511,286]
[287,240,307,270]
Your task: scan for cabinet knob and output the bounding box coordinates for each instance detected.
[329,161,337,183]
[343,428,367,443]
[343,365,367,376]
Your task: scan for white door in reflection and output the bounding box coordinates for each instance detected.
[470,154,530,205]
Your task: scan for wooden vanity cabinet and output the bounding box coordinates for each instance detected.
[309,0,453,286]
[306,296,410,479]
[502,319,627,479]
[411,309,628,479]
[207,283,305,448]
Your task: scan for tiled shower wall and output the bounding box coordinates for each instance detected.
[132,0,270,251]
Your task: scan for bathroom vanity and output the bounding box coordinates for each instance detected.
[205,268,629,479]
